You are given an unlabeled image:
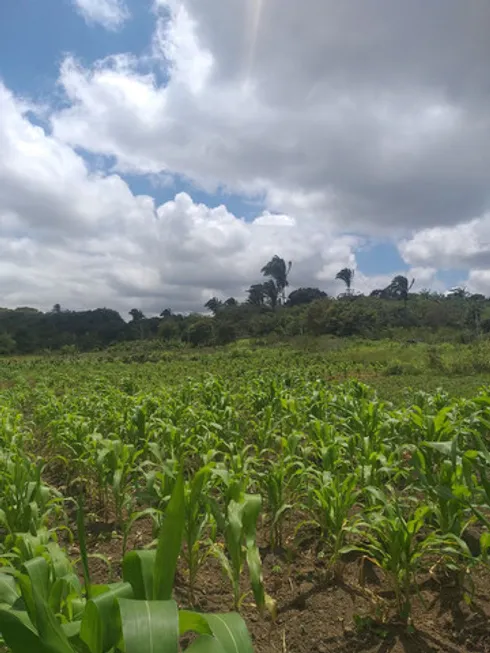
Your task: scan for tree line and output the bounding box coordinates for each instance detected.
[0,255,488,353]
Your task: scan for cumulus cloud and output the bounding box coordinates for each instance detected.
[5,0,490,308]
[400,215,490,270]
[0,83,358,313]
[72,0,130,31]
[52,0,490,234]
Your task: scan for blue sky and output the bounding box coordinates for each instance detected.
[0,0,487,312]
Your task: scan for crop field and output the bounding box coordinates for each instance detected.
[2,343,490,652]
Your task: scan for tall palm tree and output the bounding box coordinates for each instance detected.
[335,268,355,295]
[204,297,223,315]
[261,255,292,304]
[387,275,415,306]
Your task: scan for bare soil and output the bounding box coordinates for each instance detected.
[74,513,490,653]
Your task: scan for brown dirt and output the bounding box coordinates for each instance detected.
[73,515,490,653]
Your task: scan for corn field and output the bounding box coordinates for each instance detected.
[1,352,490,652]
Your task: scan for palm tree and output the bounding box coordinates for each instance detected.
[204,297,223,315]
[387,275,415,306]
[263,279,279,309]
[261,255,292,304]
[447,286,469,299]
[335,268,355,295]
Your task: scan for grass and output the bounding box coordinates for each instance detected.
[3,336,490,404]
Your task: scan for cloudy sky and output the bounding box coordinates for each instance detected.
[1,0,489,315]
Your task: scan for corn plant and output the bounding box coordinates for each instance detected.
[353,499,469,623]
[182,466,213,606]
[0,472,255,653]
[257,456,301,550]
[0,454,63,536]
[210,492,266,613]
[304,471,360,579]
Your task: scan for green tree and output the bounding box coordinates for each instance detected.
[287,287,327,306]
[335,268,355,295]
[0,332,16,355]
[247,284,267,306]
[205,297,223,315]
[448,286,469,299]
[261,255,292,304]
[129,308,145,321]
[214,321,237,345]
[387,275,415,306]
[263,280,279,309]
[186,319,214,347]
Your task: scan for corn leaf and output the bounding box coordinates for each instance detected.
[0,607,41,653]
[0,574,20,607]
[77,495,91,600]
[31,582,74,653]
[123,550,156,600]
[153,471,185,600]
[200,613,254,653]
[185,634,227,653]
[80,582,133,653]
[118,598,179,653]
[179,610,213,636]
[24,557,50,602]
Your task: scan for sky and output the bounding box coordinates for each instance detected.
[1,0,490,315]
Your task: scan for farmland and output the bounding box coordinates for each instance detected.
[2,341,490,652]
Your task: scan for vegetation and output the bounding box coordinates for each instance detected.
[3,254,490,650]
[1,343,490,652]
[1,256,489,354]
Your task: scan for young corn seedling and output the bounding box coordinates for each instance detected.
[0,473,255,653]
[210,492,267,613]
[304,470,360,580]
[0,454,63,536]
[354,499,469,624]
[182,466,213,606]
[258,456,300,551]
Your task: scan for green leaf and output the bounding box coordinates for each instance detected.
[0,573,20,607]
[0,607,41,653]
[185,634,227,653]
[118,598,179,653]
[153,471,185,600]
[245,546,264,612]
[201,613,254,653]
[31,582,74,653]
[422,441,453,456]
[123,550,156,600]
[77,495,91,600]
[80,582,133,653]
[23,557,50,602]
[480,531,490,558]
[179,610,213,636]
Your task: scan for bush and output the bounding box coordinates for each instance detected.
[186,319,214,347]
[0,332,16,355]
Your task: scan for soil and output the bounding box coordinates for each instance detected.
[72,513,490,653]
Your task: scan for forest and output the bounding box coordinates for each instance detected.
[0,256,488,354]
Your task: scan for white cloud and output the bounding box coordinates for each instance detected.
[0,82,360,313]
[400,214,490,270]
[6,0,490,308]
[52,0,490,234]
[72,0,130,31]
